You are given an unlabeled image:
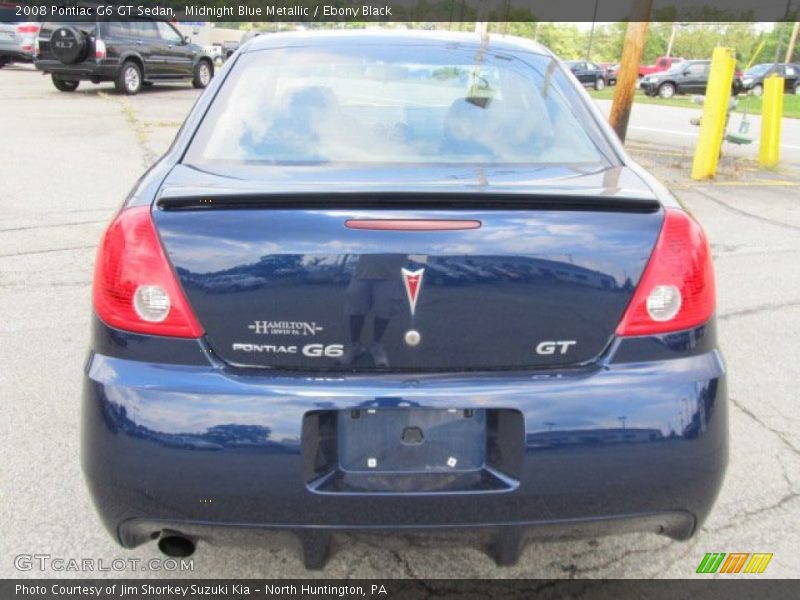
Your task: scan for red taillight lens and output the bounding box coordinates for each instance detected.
[16,24,40,34]
[94,39,106,59]
[93,206,203,338]
[616,208,715,336]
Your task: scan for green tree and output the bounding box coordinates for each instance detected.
[533,23,587,59]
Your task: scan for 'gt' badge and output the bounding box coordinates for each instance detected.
[401,268,425,316]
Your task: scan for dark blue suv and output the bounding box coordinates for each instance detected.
[83,31,727,569]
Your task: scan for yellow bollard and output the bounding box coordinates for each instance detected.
[691,47,737,180]
[759,74,784,168]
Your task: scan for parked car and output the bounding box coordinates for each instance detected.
[602,62,620,85]
[84,31,725,569]
[741,63,800,96]
[565,60,607,90]
[0,21,39,67]
[640,59,743,98]
[34,20,213,94]
[224,29,276,59]
[221,40,240,60]
[204,44,223,64]
[638,55,685,78]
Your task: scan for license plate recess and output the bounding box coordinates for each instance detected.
[303,407,523,494]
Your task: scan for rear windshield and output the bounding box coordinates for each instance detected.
[185,43,615,167]
[746,64,772,76]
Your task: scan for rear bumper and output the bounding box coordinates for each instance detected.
[34,59,117,80]
[0,47,33,62]
[82,321,727,561]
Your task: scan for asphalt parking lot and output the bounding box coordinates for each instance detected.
[1,64,799,579]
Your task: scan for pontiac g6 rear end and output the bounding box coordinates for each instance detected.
[83,31,726,569]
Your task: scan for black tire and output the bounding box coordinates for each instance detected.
[192,60,213,89]
[50,26,87,65]
[51,75,79,92]
[657,82,676,99]
[752,83,763,97]
[115,60,142,95]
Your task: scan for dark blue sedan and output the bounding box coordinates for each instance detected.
[83,30,726,569]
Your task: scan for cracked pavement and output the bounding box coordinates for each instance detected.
[1,65,799,579]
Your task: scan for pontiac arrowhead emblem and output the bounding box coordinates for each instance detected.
[401,268,424,316]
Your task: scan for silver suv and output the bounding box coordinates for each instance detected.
[0,21,39,67]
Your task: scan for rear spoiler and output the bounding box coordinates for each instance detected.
[156,192,661,213]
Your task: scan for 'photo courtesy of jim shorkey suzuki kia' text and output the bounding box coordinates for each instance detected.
[184,3,393,17]
[16,583,390,596]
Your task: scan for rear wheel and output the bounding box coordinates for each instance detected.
[657,82,676,99]
[115,61,142,95]
[794,83,799,95]
[51,75,79,92]
[192,60,212,89]
[594,77,605,91]
[752,83,763,97]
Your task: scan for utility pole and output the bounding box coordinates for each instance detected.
[786,22,799,63]
[775,0,794,65]
[609,1,652,142]
[666,23,677,57]
[666,22,686,58]
[586,0,600,61]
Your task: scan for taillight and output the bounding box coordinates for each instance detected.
[93,206,203,338]
[95,39,106,59]
[16,24,40,35]
[616,208,715,336]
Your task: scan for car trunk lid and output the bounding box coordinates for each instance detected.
[153,165,662,371]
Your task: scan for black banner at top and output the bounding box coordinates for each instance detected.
[3,0,799,23]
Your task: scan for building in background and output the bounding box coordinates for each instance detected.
[176,22,245,49]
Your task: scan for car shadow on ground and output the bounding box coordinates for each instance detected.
[71,83,198,97]
[1,65,199,96]
[0,64,35,71]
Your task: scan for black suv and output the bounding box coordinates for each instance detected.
[35,20,213,95]
[741,63,800,96]
[565,60,607,90]
[640,59,743,98]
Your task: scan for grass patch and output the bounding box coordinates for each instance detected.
[589,88,800,119]
[733,94,800,119]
